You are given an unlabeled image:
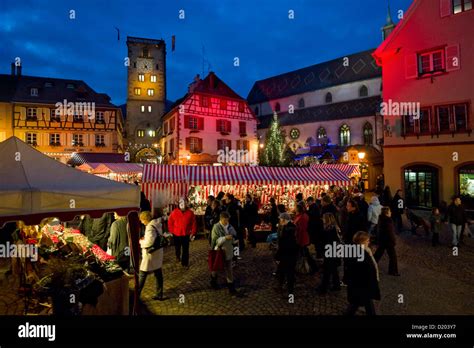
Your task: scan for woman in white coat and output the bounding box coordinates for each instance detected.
[138,211,166,301]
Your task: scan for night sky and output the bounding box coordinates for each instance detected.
[0,0,412,105]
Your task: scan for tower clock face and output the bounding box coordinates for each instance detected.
[137,58,152,73]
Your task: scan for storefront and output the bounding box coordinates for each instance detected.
[404,165,439,209]
[457,163,474,211]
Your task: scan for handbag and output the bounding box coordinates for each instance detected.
[208,249,225,272]
[145,224,168,254]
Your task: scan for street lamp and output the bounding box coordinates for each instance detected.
[259,143,264,149]
[358,152,366,160]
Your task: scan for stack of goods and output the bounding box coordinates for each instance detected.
[254,222,272,232]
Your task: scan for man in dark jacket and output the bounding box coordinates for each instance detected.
[224,194,243,252]
[344,200,367,244]
[107,212,130,270]
[269,197,279,233]
[204,195,215,232]
[307,197,323,258]
[321,195,337,217]
[391,190,405,232]
[274,213,298,297]
[374,207,399,276]
[242,194,259,248]
[345,232,380,315]
[448,196,468,247]
[88,212,115,251]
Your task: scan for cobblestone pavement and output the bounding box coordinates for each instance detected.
[136,222,474,315]
[1,219,473,316]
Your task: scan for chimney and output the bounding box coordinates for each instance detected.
[16,65,22,76]
[11,62,15,76]
[188,74,201,93]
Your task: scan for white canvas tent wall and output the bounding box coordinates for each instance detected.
[0,137,140,225]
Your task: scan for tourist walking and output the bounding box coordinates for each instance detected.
[274,213,298,296]
[294,204,318,273]
[316,213,342,294]
[447,196,468,247]
[306,196,324,259]
[391,189,405,232]
[344,199,367,244]
[242,194,259,248]
[345,231,380,315]
[367,196,382,237]
[374,207,400,276]
[138,211,166,301]
[430,207,443,247]
[168,198,197,267]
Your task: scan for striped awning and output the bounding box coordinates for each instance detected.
[142,164,188,183]
[94,163,143,175]
[188,166,273,186]
[310,163,361,177]
[266,167,349,186]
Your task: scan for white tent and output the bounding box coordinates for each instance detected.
[0,137,140,225]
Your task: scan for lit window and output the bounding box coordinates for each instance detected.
[147,89,154,96]
[95,134,105,146]
[138,74,145,82]
[49,134,60,145]
[339,124,351,146]
[96,111,105,123]
[151,75,157,83]
[141,105,145,113]
[359,85,368,97]
[30,88,38,96]
[134,88,141,96]
[453,0,472,14]
[317,127,327,143]
[72,134,83,146]
[26,133,37,145]
[137,129,145,138]
[363,122,373,145]
[148,130,156,137]
[148,105,152,113]
[27,108,37,120]
[419,50,445,75]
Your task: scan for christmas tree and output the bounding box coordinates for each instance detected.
[259,112,291,166]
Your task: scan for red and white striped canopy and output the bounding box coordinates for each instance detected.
[188,166,273,186]
[142,164,188,183]
[267,167,349,186]
[93,163,143,175]
[310,164,360,177]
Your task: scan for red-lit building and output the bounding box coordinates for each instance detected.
[161,72,258,165]
[373,0,473,210]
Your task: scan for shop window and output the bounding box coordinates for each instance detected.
[404,165,439,208]
[317,127,327,143]
[458,163,474,210]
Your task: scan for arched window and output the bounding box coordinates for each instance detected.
[325,92,332,103]
[404,165,439,208]
[317,127,327,143]
[339,124,351,146]
[363,122,373,145]
[254,106,259,116]
[359,85,368,97]
[274,102,281,112]
[298,98,305,108]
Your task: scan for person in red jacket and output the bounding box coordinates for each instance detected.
[168,198,197,267]
[294,203,318,273]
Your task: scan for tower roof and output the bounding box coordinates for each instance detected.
[385,1,395,26]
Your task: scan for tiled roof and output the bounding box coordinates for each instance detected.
[247,49,381,104]
[0,74,116,107]
[257,96,382,129]
[68,152,126,167]
[193,72,244,100]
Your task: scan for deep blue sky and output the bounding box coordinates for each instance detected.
[0,0,412,105]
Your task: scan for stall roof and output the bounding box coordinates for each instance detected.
[310,164,361,177]
[0,137,140,225]
[68,152,126,167]
[188,166,273,186]
[142,164,188,183]
[94,163,143,175]
[76,162,102,172]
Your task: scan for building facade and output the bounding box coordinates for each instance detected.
[247,49,384,189]
[125,36,167,163]
[0,65,124,164]
[373,0,473,210]
[161,72,258,165]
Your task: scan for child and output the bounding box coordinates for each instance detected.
[429,208,442,246]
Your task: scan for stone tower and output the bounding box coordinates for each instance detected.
[125,36,166,162]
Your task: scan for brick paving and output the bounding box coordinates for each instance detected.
[1,220,473,315]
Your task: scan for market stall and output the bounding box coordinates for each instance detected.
[142,165,189,209]
[92,163,143,183]
[0,136,141,315]
[310,163,361,178]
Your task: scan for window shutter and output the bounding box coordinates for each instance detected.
[445,45,460,71]
[227,120,232,133]
[198,138,203,152]
[216,119,220,132]
[440,0,452,17]
[198,117,204,130]
[236,140,241,150]
[405,54,418,79]
[184,115,190,129]
[186,137,190,150]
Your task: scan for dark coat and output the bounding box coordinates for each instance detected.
[275,222,298,263]
[242,201,259,228]
[344,211,367,243]
[88,213,115,250]
[345,249,381,305]
[270,203,279,229]
[204,205,214,230]
[307,203,323,243]
[378,215,397,247]
[391,194,404,216]
[107,217,130,268]
[447,204,467,226]
[140,192,151,212]
[322,226,342,267]
[226,201,241,230]
[321,203,337,217]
